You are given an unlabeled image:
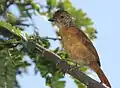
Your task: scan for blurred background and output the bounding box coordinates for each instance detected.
[0,0,119,88]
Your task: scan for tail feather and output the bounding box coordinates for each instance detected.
[90,62,111,88]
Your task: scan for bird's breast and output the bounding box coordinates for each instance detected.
[59,27,93,65]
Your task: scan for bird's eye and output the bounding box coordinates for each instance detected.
[60,15,64,18]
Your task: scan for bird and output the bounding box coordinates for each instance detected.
[48,10,111,88]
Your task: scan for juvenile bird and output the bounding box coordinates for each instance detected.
[48,10,111,88]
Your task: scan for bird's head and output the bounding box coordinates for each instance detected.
[48,10,74,28]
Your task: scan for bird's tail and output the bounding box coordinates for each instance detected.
[90,62,111,88]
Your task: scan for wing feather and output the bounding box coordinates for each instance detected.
[71,27,101,66]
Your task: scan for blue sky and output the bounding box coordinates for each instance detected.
[16,0,120,88]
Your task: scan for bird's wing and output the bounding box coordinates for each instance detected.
[70,27,101,66]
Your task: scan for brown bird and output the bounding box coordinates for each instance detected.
[48,10,111,88]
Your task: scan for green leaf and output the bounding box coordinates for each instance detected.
[31,2,40,12]
[54,81,66,88]
[80,66,88,72]
[0,50,16,88]
[0,21,28,41]
[63,0,72,9]
[53,73,64,80]
[47,0,56,7]
[6,12,16,24]
[84,27,97,40]
[46,73,65,88]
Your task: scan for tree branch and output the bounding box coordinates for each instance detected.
[31,42,106,88]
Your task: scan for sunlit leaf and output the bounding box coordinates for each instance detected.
[47,0,57,7]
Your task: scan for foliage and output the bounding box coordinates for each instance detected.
[0,0,97,88]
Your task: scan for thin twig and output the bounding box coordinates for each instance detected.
[43,36,61,41]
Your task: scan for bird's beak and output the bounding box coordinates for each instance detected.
[48,18,55,22]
